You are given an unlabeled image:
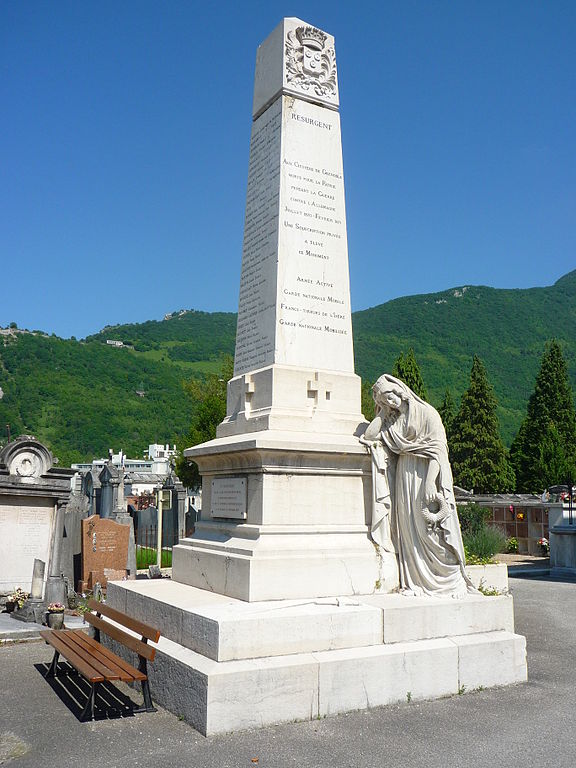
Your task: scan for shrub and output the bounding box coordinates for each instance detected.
[457,504,491,536]
[506,537,519,553]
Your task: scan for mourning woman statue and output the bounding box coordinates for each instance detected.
[360,373,475,597]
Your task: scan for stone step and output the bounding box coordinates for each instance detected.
[107,580,515,662]
[107,624,526,735]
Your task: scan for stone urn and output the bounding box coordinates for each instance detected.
[46,604,65,630]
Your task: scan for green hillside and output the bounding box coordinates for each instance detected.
[1,271,575,464]
[354,271,576,442]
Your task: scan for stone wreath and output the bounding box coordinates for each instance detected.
[421,492,451,526]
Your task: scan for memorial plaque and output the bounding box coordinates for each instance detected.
[210,478,247,520]
[79,514,129,590]
[0,501,54,593]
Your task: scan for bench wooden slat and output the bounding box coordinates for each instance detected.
[62,630,143,682]
[74,632,146,681]
[87,599,160,642]
[39,629,110,683]
[85,613,156,662]
[46,629,122,680]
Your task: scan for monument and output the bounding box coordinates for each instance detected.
[106,19,527,735]
[172,17,398,600]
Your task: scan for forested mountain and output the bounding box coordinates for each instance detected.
[0,272,574,465]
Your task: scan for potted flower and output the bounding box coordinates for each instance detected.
[5,587,30,613]
[46,602,66,630]
[538,537,550,556]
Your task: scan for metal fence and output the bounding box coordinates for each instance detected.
[135,524,178,568]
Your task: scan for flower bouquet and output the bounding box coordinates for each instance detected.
[5,587,30,612]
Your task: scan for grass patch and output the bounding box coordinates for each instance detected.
[136,546,172,569]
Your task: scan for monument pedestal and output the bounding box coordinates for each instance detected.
[106,579,527,736]
[177,429,398,601]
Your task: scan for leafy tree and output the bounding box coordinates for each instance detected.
[175,355,234,489]
[450,356,515,493]
[392,348,427,401]
[510,340,576,491]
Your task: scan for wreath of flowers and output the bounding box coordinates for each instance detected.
[421,493,451,527]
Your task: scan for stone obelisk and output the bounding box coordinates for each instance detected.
[175,18,398,600]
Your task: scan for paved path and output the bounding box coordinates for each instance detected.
[1,573,574,768]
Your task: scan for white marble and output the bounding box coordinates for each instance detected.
[317,639,458,716]
[362,592,515,643]
[109,581,516,660]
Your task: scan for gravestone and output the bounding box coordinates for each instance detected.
[79,514,129,591]
[175,17,399,600]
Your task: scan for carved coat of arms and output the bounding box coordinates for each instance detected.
[285,26,337,98]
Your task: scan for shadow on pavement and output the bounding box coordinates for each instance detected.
[34,662,140,722]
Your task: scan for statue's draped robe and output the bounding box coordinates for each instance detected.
[370,396,473,596]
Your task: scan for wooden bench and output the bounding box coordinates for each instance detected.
[40,598,161,721]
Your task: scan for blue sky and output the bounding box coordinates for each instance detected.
[2,1,574,339]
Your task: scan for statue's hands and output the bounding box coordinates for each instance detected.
[424,482,438,505]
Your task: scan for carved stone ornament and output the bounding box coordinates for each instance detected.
[285,25,337,98]
[12,451,43,477]
[421,493,452,529]
[0,435,53,478]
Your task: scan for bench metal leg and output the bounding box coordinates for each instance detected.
[142,679,156,713]
[45,650,60,678]
[80,682,100,722]
[132,679,157,714]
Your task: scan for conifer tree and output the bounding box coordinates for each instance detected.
[451,356,515,493]
[510,340,576,491]
[438,389,456,451]
[392,348,427,401]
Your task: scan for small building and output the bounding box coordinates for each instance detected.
[456,492,560,555]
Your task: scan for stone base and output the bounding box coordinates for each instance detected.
[106,580,527,736]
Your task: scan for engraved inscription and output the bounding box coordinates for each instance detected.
[234,99,282,374]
